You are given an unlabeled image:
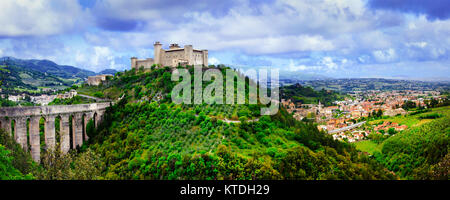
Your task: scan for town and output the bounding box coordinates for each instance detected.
[282,89,447,143]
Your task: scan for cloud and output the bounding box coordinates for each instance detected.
[91,0,237,31]
[208,57,220,65]
[319,57,339,70]
[286,60,307,71]
[0,0,90,37]
[0,0,449,79]
[372,48,397,63]
[369,0,450,20]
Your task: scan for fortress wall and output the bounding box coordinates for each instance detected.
[192,51,204,65]
[163,50,186,67]
[136,59,154,69]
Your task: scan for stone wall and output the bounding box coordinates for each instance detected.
[87,75,113,86]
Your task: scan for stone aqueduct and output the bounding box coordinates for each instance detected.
[0,103,111,162]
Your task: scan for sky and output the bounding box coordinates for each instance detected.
[0,0,449,80]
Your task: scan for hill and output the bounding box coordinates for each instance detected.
[1,57,95,79]
[0,66,399,180]
[98,69,119,75]
[355,106,449,180]
[280,83,347,106]
[69,66,395,180]
[0,57,95,94]
[376,107,449,180]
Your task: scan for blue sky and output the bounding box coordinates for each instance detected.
[0,0,449,80]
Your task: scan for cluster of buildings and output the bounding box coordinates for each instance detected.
[373,121,408,132]
[282,89,443,143]
[332,130,366,143]
[2,89,78,106]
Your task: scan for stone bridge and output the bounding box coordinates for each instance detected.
[0,102,111,162]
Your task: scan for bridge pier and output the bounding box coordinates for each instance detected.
[96,110,105,127]
[73,113,83,148]
[60,114,71,154]
[15,117,28,150]
[45,115,56,151]
[30,117,40,163]
[0,117,11,136]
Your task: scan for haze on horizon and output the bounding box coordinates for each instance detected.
[0,0,449,80]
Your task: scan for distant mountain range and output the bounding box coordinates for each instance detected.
[0,57,119,94]
[1,57,96,79]
[280,71,331,81]
[98,68,119,75]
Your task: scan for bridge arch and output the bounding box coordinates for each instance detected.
[93,112,98,128]
[39,116,46,154]
[69,114,74,150]
[11,119,15,140]
[54,115,61,149]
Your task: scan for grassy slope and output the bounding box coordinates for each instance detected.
[369,106,449,127]
[355,140,383,155]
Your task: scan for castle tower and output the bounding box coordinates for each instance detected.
[154,41,162,66]
[130,57,137,70]
[202,50,208,67]
[184,45,193,65]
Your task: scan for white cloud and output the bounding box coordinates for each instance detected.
[287,60,308,71]
[0,0,89,37]
[209,57,220,65]
[372,48,397,63]
[320,57,338,70]
[406,42,427,48]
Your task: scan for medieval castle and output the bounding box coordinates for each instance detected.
[131,42,208,69]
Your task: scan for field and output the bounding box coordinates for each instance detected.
[354,140,383,155]
[369,106,449,127]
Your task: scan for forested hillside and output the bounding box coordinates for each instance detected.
[373,108,449,180]
[0,57,96,94]
[79,66,394,180]
[0,66,403,180]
